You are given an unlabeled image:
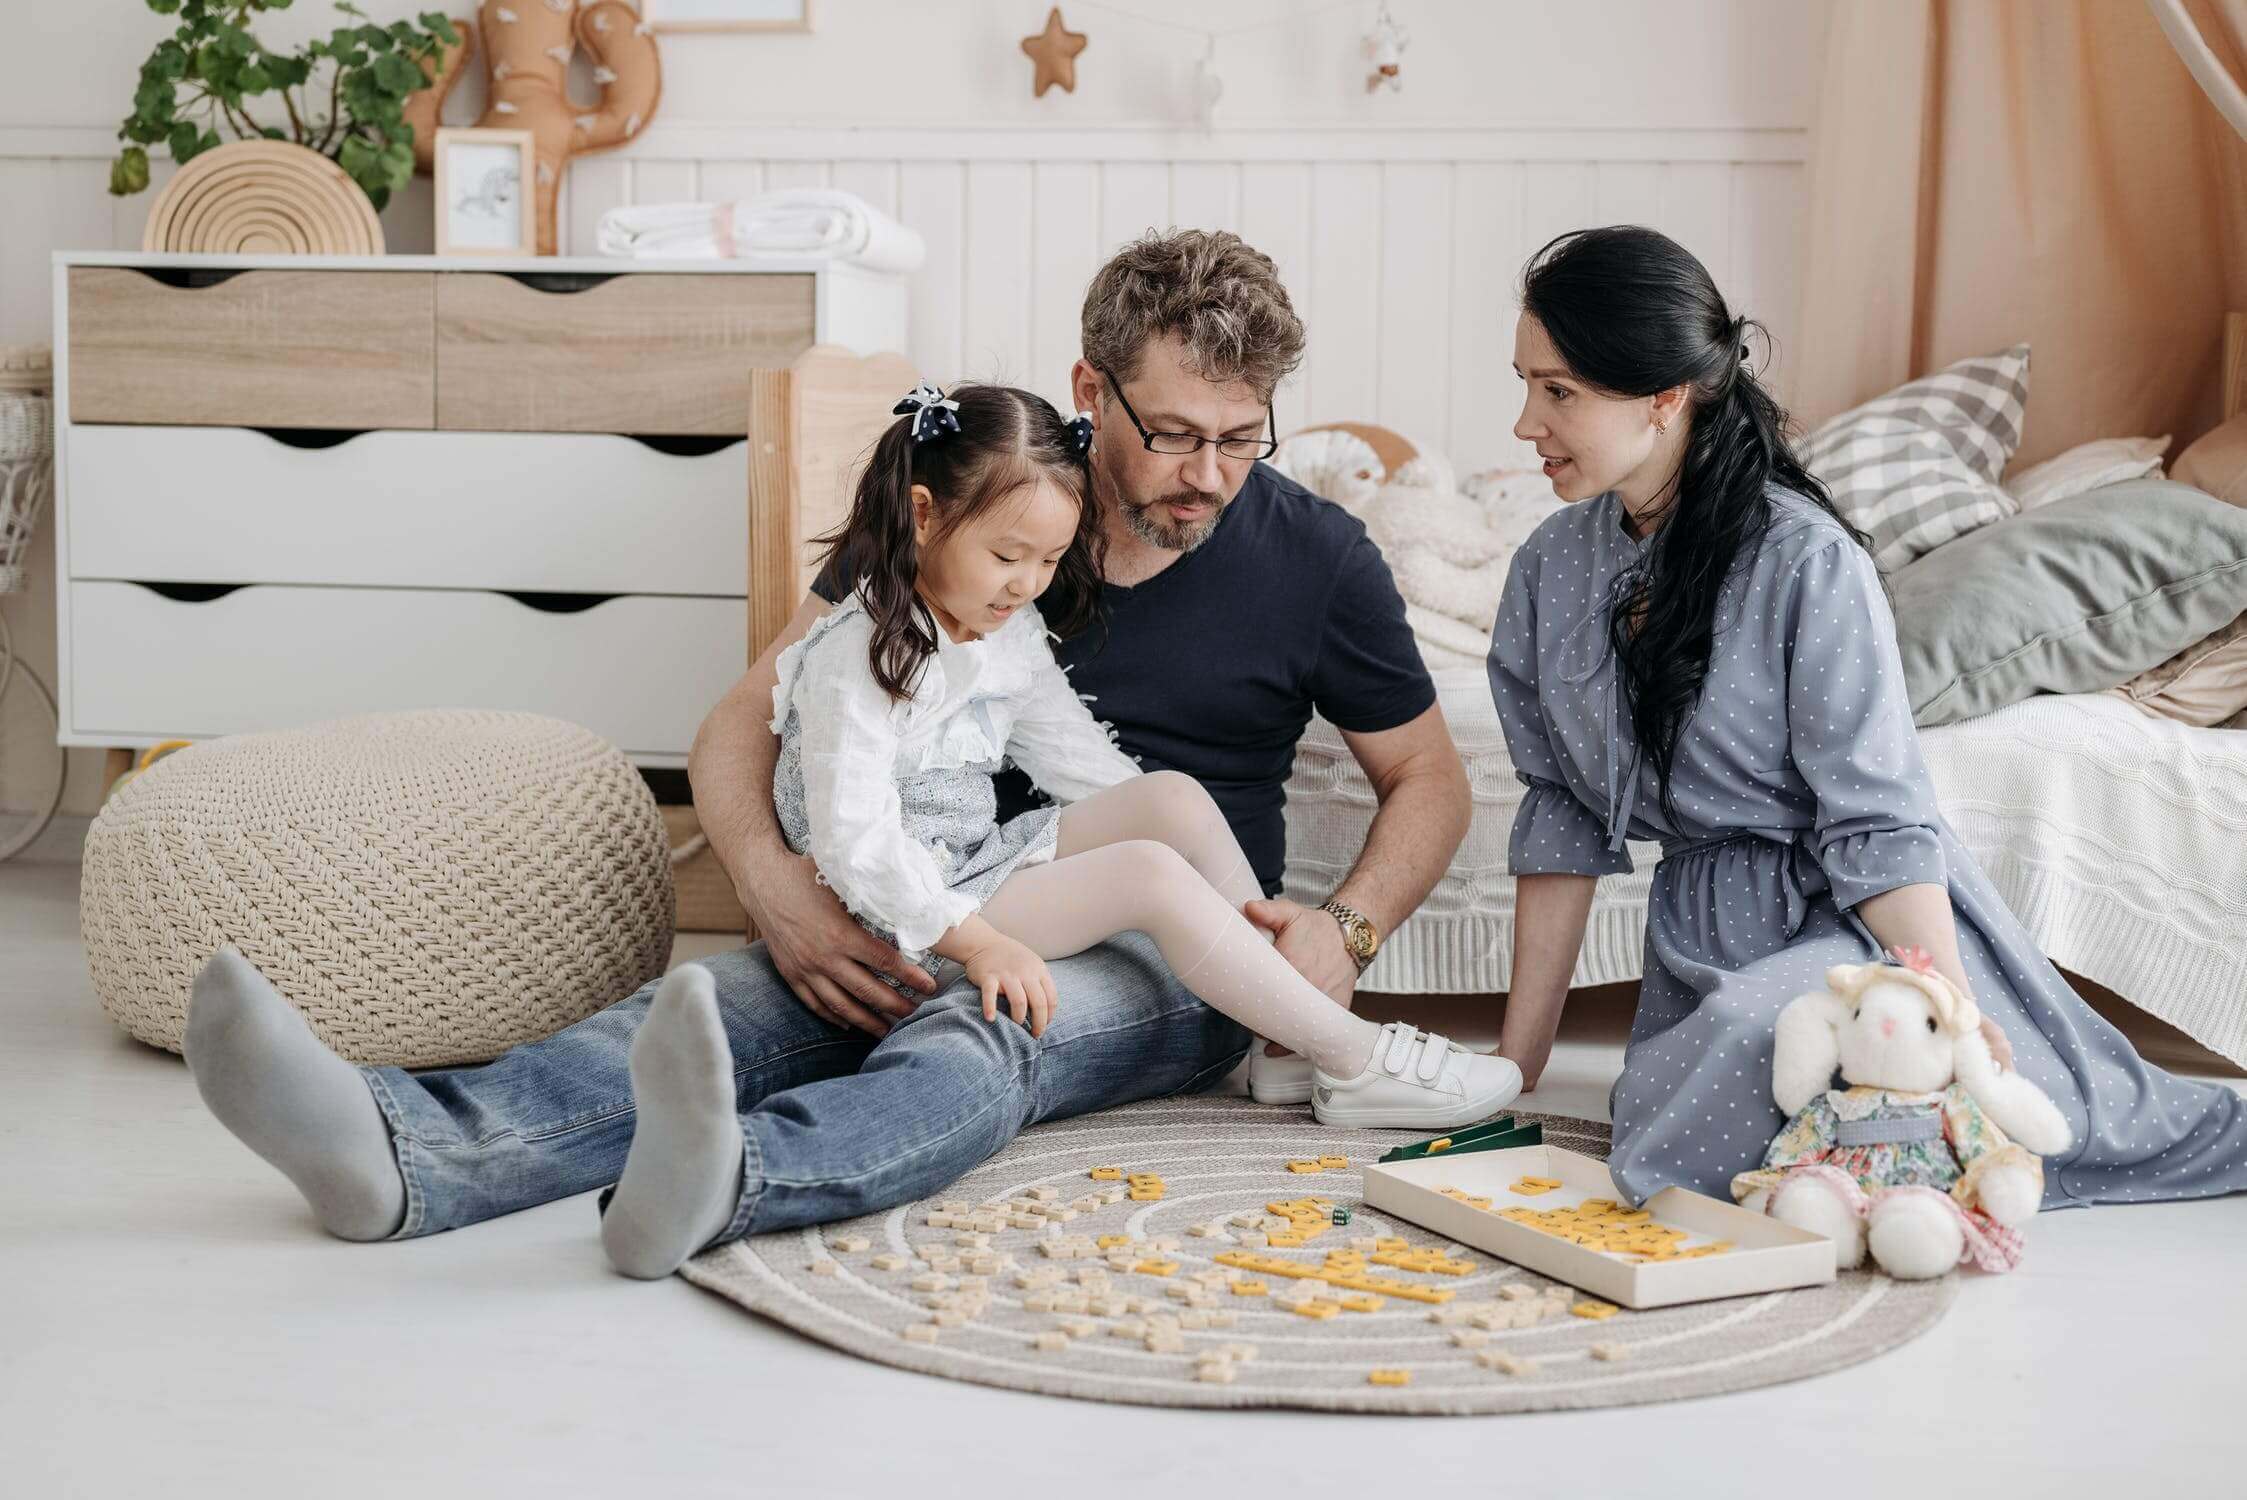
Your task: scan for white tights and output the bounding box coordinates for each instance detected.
[977,772,1380,1078]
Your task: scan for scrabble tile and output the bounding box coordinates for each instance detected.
[1367,1369,1412,1387]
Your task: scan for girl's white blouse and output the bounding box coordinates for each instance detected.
[770,595,1143,950]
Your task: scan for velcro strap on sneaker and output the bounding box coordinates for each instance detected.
[1378,1025,1414,1075]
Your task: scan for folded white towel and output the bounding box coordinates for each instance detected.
[596,188,926,273]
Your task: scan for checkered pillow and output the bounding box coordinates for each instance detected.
[1801,345,2030,570]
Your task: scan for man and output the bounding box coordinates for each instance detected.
[182,230,1473,1274]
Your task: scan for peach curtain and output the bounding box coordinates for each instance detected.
[1792,0,2247,468]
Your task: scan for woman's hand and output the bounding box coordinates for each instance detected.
[747,853,936,1038]
[1500,1035,1553,1095]
[962,932,1057,1038]
[1978,1014,2015,1071]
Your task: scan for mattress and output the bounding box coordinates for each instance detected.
[1281,670,2247,1066]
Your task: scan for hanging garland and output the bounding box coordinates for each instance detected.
[1022,0,1400,122]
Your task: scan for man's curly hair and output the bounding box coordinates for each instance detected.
[1080,229,1306,402]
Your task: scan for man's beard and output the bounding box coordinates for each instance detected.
[1118,487,1227,553]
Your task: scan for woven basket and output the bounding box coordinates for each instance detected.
[81,710,675,1067]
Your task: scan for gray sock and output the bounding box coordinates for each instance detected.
[184,947,407,1241]
[601,965,746,1280]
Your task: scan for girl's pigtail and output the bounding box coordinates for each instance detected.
[814,415,937,702]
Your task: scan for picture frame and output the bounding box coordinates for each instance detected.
[433,127,537,257]
[642,0,813,32]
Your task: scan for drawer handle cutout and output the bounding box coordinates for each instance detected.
[501,591,617,614]
[250,427,369,450]
[135,582,247,603]
[499,271,620,295]
[129,267,249,290]
[630,434,744,457]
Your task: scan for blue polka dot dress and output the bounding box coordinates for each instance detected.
[1487,488,2247,1212]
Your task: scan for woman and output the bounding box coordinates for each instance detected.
[1488,225,2247,1212]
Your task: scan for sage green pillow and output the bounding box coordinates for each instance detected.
[1889,480,2247,726]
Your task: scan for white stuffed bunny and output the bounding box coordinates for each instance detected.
[1732,947,2073,1280]
[1265,429,1387,513]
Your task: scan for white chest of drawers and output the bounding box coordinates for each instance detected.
[51,251,908,765]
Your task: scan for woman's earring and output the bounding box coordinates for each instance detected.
[1654,418,1668,435]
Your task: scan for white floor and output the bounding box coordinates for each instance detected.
[4,849,2239,1499]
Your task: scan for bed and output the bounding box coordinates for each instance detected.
[1282,673,2247,1068]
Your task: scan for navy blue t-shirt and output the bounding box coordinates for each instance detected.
[812,463,1435,896]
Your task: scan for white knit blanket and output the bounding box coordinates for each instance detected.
[1282,673,2247,1066]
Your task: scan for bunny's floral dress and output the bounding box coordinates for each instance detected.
[1732,1084,2033,1270]
[1487,488,2247,1212]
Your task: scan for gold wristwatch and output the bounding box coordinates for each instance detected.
[1320,898,1380,973]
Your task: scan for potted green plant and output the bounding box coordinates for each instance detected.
[109,0,459,212]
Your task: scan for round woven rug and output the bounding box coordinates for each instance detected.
[679,1097,1954,1414]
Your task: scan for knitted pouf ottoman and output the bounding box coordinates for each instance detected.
[80,709,676,1067]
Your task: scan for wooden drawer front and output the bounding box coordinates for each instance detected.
[70,582,744,759]
[436,272,817,435]
[67,268,433,430]
[67,425,747,596]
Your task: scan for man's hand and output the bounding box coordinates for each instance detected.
[744,853,936,1038]
[1243,898,1359,1007]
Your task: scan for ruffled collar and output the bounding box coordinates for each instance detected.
[769,589,1044,741]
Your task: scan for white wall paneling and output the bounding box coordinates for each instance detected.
[5,124,1806,473]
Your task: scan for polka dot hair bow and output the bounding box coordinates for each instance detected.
[894,383,962,444]
[1067,410,1095,457]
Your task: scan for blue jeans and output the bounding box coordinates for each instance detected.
[360,933,1251,1241]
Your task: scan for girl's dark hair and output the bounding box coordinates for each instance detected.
[1519,225,1873,829]
[814,383,1105,702]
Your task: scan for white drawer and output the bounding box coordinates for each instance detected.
[65,425,748,596]
[68,581,745,760]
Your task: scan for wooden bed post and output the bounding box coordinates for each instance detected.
[746,345,921,665]
[2224,311,2246,424]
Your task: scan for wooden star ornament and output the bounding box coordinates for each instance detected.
[1022,7,1088,98]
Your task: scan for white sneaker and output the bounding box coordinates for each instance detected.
[1247,1040,1315,1105]
[1311,1023,1522,1130]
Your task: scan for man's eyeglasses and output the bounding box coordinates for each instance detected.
[1100,369,1278,461]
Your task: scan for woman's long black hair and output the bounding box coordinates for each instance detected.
[813,383,1106,702]
[1519,225,1873,828]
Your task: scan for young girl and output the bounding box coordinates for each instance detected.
[767,382,1521,1129]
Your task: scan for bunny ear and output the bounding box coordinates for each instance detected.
[1773,988,1852,1116]
[1954,1033,2074,1155]
[1825,964,1871,999]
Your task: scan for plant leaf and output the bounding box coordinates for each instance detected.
[110,146,151,196]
